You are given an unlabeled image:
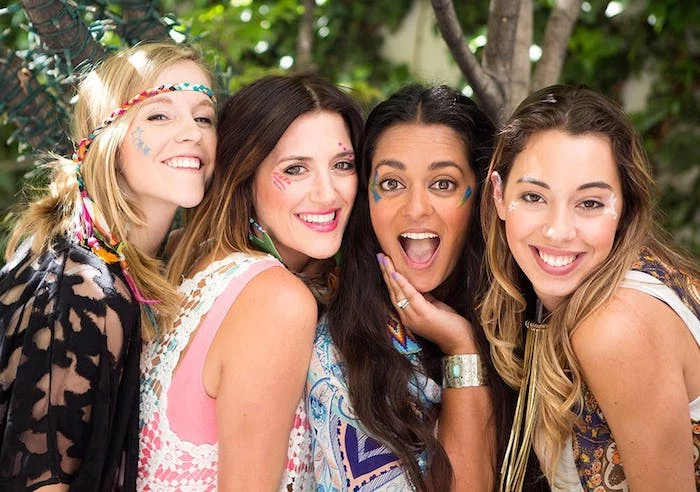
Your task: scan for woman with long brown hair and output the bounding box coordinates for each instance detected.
[481,85,699,491]
[139,73,363,490]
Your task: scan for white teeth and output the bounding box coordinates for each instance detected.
[539,251,576,267]
[299,212,336,224]
[165,157,201,169]
[400,232,438,240]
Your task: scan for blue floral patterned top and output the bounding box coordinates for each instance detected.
[305,314,440,491]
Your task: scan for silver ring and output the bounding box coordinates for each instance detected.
[396,298,409,310]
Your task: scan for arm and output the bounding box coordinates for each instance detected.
[571,288,696,491]
[377,254,496,491]
[204,266,317,490]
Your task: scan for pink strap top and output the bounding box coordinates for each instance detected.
[139,252,317,491]
[166,257,278,444]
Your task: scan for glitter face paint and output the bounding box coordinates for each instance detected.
[370,169,381,202]
[458,185,473,206]
[603,192,619,219]
[131,126,151,155]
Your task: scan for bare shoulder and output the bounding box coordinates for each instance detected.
[227,264,318,336]
[244,265,317,313]
[571,286,685,371]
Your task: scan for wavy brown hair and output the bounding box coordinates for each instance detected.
[479,84,700,480]
[167,72,363,303]
[6,42,214,338]
[329,84,513,490]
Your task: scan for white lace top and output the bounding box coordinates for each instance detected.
[138,252,313,491]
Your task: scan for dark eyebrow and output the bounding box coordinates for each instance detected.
[279,155,310,163]
[375,159,464,174]
[279,150,355,164]
[516,176,614,192]
[577,181,613,191]
[430,161,465,175]
[375,159,405,170]
[516,176,549,189]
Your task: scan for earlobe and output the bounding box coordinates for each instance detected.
[491,172,507,220]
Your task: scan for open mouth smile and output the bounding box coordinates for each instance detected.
[399,231,440,266]
[532,246,583,274]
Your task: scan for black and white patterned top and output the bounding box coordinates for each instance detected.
[0,236,141,491]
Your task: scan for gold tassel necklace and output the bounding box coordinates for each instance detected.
[499,302,548,492]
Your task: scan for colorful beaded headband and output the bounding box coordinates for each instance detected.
[73,81,215,306]
[73,82,215,163]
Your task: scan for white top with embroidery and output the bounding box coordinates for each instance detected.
[138,252,313,491]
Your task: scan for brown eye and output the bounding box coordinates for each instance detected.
[379,178,402,191]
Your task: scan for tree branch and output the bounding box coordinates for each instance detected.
[507,0,532,117]
[295,0,316,72]
[481,0,523,123]
[532,0,582,90]
[430,0,503,123]
[113,0,170,44]
[0,47,72,155]
[21,0,106,70]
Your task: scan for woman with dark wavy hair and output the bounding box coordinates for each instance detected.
[306,84,513,490]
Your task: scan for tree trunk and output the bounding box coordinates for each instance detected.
[295,0,316,72]
[431,0,504,123]
[532,0,582,90]
[431,0,580,125]
[21,0,106,70]
[113,0,170,44]
[0,47,72,155]
[506,0,532,118]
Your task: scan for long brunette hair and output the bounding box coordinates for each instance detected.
[168,73,363,303]
[329,85,511,490]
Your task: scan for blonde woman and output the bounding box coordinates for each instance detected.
[481,85,699,491]
[0,42,217,491]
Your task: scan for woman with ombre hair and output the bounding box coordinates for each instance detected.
[481,85,699,491]
[0,42,217,491]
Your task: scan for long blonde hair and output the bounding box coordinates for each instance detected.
[6,42,215,339]
[479,85,699,480]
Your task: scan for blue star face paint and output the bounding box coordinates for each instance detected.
[131,126,151,156]
[370,169,381,202]
[458,185,472,206]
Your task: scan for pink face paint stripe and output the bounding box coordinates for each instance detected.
[272,172,290,191]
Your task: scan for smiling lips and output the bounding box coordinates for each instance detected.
[297,210,340,232]
[165,157,202,169]
[533,246,583,274]
[399,231,440,265]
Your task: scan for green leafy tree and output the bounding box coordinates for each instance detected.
[0,0,697,262]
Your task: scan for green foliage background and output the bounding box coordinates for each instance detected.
[0,0,698,262]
